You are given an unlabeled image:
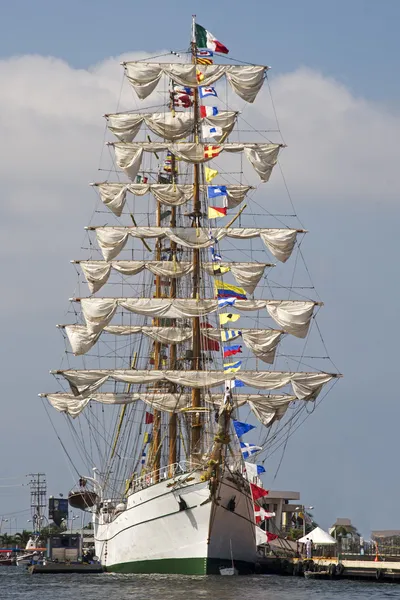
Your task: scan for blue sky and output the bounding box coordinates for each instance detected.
[1,0,400,102]
[0,0,399,537]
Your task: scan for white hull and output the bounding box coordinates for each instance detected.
[94,471,257,574]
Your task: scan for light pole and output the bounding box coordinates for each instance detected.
[0,518,8,538]
[295,505,314,537]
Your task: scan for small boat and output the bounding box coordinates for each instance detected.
[304,570,331,579]
[219,540,238,575]
[68,489,99,510]
[220,566,239,576]
[16,537,46,566]
[0,555,15,566]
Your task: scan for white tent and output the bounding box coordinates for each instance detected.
[299,526,337,545]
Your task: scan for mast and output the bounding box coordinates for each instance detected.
[168,92,178,474]
[190,15,202,463]
[151,191,162,482]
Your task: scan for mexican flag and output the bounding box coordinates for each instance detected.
[195,23,229,54]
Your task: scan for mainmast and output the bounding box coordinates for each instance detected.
[168,99,178,474]
[190,15,202,464]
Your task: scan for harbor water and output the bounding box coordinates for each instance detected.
[1,568,398,600]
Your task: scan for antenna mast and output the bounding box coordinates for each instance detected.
[27,473,47,534]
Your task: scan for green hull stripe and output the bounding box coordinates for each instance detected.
[105,557,254,575]
[106,557,207,575]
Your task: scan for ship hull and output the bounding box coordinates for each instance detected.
[94,472,257,575]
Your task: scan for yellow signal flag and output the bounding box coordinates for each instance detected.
[219,313,241,325]
[212,264,230,275]
[208,206,227,219]
[205,167,218,183]
[196,68,205,82]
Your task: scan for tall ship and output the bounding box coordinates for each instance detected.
[40,19,340,574]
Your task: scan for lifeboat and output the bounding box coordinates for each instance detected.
[68,490,99,510]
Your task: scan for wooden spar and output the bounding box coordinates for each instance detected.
[190,21,202,464]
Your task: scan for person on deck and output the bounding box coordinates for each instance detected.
[305,538,313,559]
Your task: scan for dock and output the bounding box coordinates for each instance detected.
[257,556,400,582]
[28,562,103,574]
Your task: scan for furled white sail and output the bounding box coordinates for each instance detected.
[52,369,336,400]
[62,322,282,357]
[110,142,282,182]
[63,324,193,355]
[42,391,297,420]
[248,398,291,426]
[91,226,302,262]
[106,111,237,142]
[76,260,271,294]
[75,297,317,338]
[202,262,268,294]
[93,183,251,216]
[267,301,316,339]
[123,62,268,102]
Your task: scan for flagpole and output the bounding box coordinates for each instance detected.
[191,14,196,44]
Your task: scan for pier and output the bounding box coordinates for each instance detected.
[28,562,103,574]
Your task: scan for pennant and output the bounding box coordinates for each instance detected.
[205,166,218,183]
[212,264,230,275]
[215,280,247,300]
[220,329,241,342]
[204,145,222,159]
[218,298,236,308]
[207,185,227,199]
[266,532,279,542]
[223,344,242,358]
[143,432,152,444]
[195,23,229,54]
[197,49,214,57]
[199,86,218,98]
[200,106,219,118]
[223,360,242,373]
[210,247,222,262]
[245,462,266,480]
[254,506,275,524]
[233,420,255,437]
[208,206,227,219]
[145,412,154,424]
[197,57,213,65]
[240,442,262,459]
[250,482,269,501]
[202,124,223,139]
[219,312,240,325]
[225,379,245,390]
